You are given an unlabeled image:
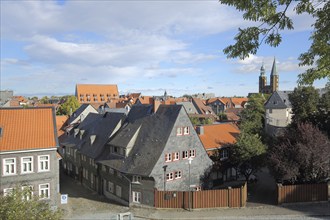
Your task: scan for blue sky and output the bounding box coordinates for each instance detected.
[0,0,327,98]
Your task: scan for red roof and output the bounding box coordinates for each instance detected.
[198,123,240,151]
[0,108,57,152]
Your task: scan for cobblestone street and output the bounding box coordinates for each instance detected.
[58,172,330,220]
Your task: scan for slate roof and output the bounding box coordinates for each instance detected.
[0,107,58,152]
[80,112,125,159]
[99,105,182,176]
[176,101,198,114]
[67,104,91,124]
[264,91,292,109]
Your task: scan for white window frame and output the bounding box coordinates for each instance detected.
[165,153,172,162]
[21,156,33,174]
[3,158,16,176]
[38,155,50,172]
[189,149,196,158]
[39,183,50,200]
[220,149,229,160]
[182,151,188,159]
[132,191,141,203]
[22,185,33,201]
[3,188,13,196]
[183,126,190,135]
[176,127,183,136]
[173,152,180,161]
[175,171,182,179]
[166,172,173,181]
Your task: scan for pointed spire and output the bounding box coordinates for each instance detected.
[271,57,278,76]
[260,62,265,76]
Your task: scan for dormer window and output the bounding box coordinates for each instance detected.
[176,127,183,136]
[132,175,141,183]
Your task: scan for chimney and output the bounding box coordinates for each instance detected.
[196,126,204,135]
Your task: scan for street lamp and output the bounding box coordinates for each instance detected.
[188,157,193,211]
[162,165,168,191]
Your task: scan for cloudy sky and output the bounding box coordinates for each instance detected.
[0,0,327,97]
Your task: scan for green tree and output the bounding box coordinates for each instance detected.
[40,96,49,104]
[219,0,330,84]
[289,86,320,125]
[228,94,267,182]
[0,187,62,220]
[217,112,228,121]
[57,96,80,116]
[231,123,266,182]
[240,93,267,136]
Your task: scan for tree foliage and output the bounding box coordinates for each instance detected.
[220,0,330,84]
[289,86,320,124]
[227,93,267,182]
[0,187,62,220]
[289,85,330,136]
[57,96,80,116]
[268,123,330,183]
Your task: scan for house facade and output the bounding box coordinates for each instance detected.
[75,84,119,104]
[60,105,212,207]
[264,91,293,136]
[0,108,59,207]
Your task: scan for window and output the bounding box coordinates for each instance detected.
[182,151,188,159]
[183,126,190,135]
[108,181,114,193]
[116,185,122,198]
[22,186,33,201]
[189,149,196,158]
[21,157,33,174]
[39,183,50,199]
[269,109,273,114]
[176,127,183,136]
[132,175,141,183]
[3,188,13,196]
[220,149,229,160]
[173,152,180,161]
[132,191,141,203]
[3,158,16,175]
[166,172,173,181]
[38,155,49,172]
[165,153,172,162]
[109,168,114,175]
[175,171,182,179]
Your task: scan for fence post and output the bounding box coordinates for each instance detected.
[228,187,232,208]
[277,184,282,205]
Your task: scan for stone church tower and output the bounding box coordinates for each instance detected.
[259,58,279,94]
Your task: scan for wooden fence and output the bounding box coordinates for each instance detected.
[154,183,247,209]
[277,183,328,204]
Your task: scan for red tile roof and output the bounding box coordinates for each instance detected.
[198,123,240,151]
[138,96,153,105]
[0,108,58,152]
[56,115,68,137]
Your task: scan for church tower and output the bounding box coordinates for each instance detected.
[259,63,266,93]
[270,58,279,92]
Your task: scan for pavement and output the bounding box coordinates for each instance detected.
[59,171,330,220]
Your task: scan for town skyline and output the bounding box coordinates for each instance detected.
[1,0,328,98]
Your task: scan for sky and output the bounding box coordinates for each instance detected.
[0,0,327,98]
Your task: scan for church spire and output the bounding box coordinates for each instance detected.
[260,62,265,76]
[270,57,278,76]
